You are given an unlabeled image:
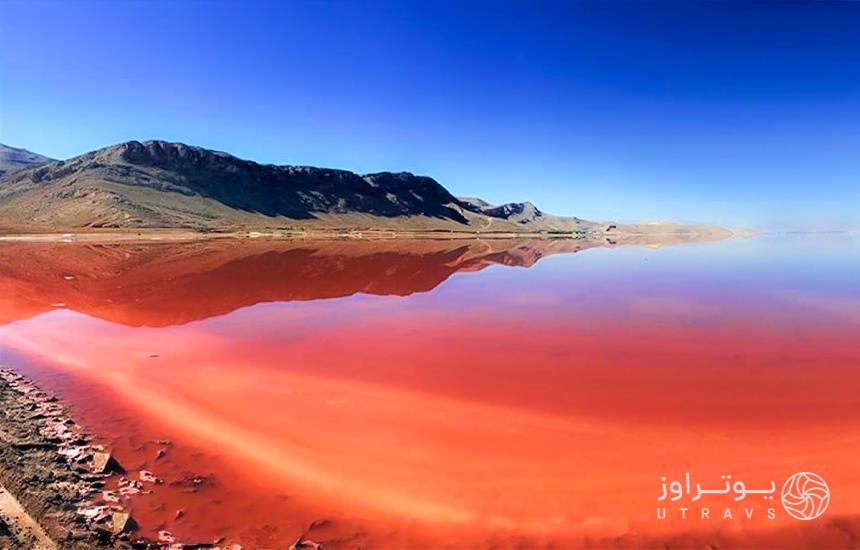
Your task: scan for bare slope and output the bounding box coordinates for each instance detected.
[0,140,594,233]
[0,140,730,240]
[0,144,55,178]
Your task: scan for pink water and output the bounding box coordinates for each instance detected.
[0,236,858,548]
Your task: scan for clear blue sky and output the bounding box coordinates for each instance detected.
[1,1,858,229]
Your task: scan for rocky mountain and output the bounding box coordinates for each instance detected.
[0,143,55,177]
[0,140,596,233]
[460,197,563,226]
[0,140,730,240]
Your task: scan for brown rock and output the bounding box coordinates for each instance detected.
[111,511,137,534]
[92,451,122,474]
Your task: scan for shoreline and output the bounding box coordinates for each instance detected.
[0,227,738,244]
[0,366,245,549]
[0,367,107,548]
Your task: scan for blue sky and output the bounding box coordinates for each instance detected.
[1,1,858,229]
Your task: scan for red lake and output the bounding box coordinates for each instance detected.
[1,235,858,548]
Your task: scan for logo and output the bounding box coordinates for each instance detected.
[781,472,830,521]
[656,471,830,522]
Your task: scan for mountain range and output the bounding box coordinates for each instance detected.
[0,141,726,238]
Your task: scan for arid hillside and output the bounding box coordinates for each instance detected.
[0,140,732,239]
[0,140,599,234]
[0,143,55,177]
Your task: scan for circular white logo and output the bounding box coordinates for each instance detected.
[781,472,830,520]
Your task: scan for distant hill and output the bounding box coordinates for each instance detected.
[0,140,728,239]
[0,143,55,177]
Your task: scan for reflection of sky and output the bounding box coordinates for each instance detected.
[188,235,860,346]
[3,236,855,349]
[1,236,859,546]
[5,234,858,424]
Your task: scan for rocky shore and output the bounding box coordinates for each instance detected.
[0,367,103,548]
[0,367,297,549]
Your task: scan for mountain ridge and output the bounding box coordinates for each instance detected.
[0,140,727,239]
[0,143,56,178]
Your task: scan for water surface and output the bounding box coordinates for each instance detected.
[0,235,858,548]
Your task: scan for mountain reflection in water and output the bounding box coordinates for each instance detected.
[0,236,859,549]
[0,238,590,327]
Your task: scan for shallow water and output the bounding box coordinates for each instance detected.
[1,235,858,548]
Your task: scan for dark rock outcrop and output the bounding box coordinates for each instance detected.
[0,140,592,232]
[113,141,467,221]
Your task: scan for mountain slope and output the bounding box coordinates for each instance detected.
[459,197,590,230]
[0,143,55,177]
[0,140,729,240]
[0,140,595,233]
